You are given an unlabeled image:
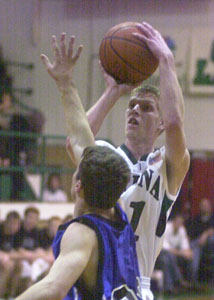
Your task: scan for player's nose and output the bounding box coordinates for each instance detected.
[132,104,140,114]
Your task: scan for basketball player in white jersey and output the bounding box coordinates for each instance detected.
[85,22,190,299]
[59,22,189,299]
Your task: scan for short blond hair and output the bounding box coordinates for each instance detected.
[131,84,160,99]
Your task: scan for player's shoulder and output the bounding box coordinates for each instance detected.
[62,221,97,251]
[95,139,117,151]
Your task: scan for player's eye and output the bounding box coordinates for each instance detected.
[141,104,152,112]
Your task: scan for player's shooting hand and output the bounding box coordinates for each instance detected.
[99,61,139,100]
[41,33,83,85]
[133,22,173,62]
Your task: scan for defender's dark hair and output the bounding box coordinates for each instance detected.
[76,146,130,209]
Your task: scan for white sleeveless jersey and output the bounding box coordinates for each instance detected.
[96,141,179,278]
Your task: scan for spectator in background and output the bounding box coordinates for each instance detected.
[43,173,68,203]
[0,45,7,84]
[156,214,193,295]
[0,211,21,298]
[186,198,214,283]
[0,44,13,90]
[0,45,13,169]
[63,214,73,223]
[26,108,46,165]
[36,216,62,280]
[9,112,31,200]
[13,216,62,289]
[15,206,42,294]
[8,108,45,200]
[0,90,13,167]
[0,89,30,200]
[39,216,61,255]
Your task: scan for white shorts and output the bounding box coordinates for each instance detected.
[140,277,154,300]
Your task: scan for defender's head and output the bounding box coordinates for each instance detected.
[72,146,130,209]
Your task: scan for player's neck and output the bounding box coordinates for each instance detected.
[74,199,117,221]
[124,139,153,161]
[83,207,118,222]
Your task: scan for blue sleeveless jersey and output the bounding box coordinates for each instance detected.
[52,203,142,300]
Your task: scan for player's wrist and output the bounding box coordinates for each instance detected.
[56,78,76,92]
[104,87,121,102]
[159,52,175,68]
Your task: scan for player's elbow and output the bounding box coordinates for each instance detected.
[41,279,67,300]
[51,283,68,300]
[47,288,66,300]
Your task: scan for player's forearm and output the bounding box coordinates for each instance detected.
[15,278,63,300]
[58,80,95,163]
[159,54,188,164]
[159,54,184,130]
[87,88,119,136]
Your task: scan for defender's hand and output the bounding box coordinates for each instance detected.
[41,33,83,84]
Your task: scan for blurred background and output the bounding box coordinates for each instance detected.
[0,1,214,299]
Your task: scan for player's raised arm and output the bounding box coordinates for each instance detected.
[87,64,137,136]
[15,223,97,300]
[41,33,94,164]
[133,22,190,195]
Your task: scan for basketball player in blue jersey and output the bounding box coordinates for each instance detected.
[85,22,190,299]
[15,34,142,300]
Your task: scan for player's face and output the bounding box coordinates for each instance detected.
[6,218,21,234]
[199,198,212,215]
[125,92,161,143]
[24,212,39,230]
[173,216,184,230]
[48,219,62,237]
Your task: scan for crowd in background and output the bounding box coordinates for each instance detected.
[152,197,214,296]
[0,206,73,299]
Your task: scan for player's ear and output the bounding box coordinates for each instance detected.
[75,180,82,193]
[75,180,84,198]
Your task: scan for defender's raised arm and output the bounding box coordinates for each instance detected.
[41,33,94,164]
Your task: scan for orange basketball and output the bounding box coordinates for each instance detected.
[99,22,158,84]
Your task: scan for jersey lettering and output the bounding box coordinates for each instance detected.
[130,201,146,241]
[149,176,160,201]
[138,170,153,190]
[137,170,160,201]
[132,175,140,185]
